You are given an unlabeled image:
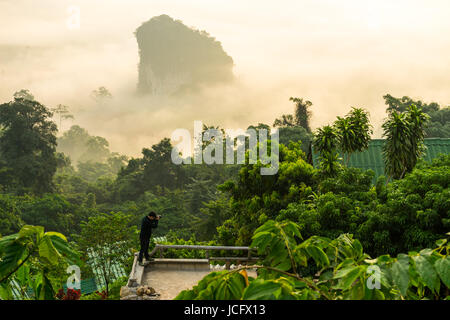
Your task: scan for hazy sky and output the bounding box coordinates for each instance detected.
[1,0,449,156]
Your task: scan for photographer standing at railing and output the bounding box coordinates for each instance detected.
[138,211,161,266]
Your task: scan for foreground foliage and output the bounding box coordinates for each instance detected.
[0,225,79,299]
[176,220,450,300]
[279,155,450,257]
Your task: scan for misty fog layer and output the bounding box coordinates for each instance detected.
[1,0,450,156]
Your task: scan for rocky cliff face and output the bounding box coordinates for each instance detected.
[135,15,234,95]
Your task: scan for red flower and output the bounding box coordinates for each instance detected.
[56,288,81,300]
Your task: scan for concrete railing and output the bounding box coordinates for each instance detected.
[127,253,145,287]
[127,244,259,287]
[149,244,259,268]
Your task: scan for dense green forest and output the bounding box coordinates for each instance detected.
[0,91,449,300]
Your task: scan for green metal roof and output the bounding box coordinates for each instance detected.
[86,247,127,291]
[11,277,98,299]
[311,138,450,182]
[62,278,99,295]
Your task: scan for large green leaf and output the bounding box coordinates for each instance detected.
[215,274,245,300]
[251,232,273,254]
[305,245,329,267]
[333,265,359,279]
[0,234,18,253]
[229,274,246,299]
[413,255,440,292]
[0,281,14,300]
[434,256,450,288]
[274,259,292,272]
[268,239,288,266]
[243,279,284,300]
[352,239,363,259]
[253,221,276,234]
[333,266,362,291]
[196,282,215,300]
[38,236,61,265]
[391,255,410,297]
[0,242,28,282]
[45,232,67,242]
[18,225,44,241]
[33,272,55,300]
[283,221,302,240]
[49,234,80,265]
[15,265,30,287]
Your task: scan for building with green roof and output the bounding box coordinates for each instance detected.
[311,138,450,182]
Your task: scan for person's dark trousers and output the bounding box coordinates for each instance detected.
[138,234,150,263]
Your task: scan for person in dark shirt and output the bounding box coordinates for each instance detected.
[138,211,160,266]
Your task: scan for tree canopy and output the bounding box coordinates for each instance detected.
[0,93,58,194]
